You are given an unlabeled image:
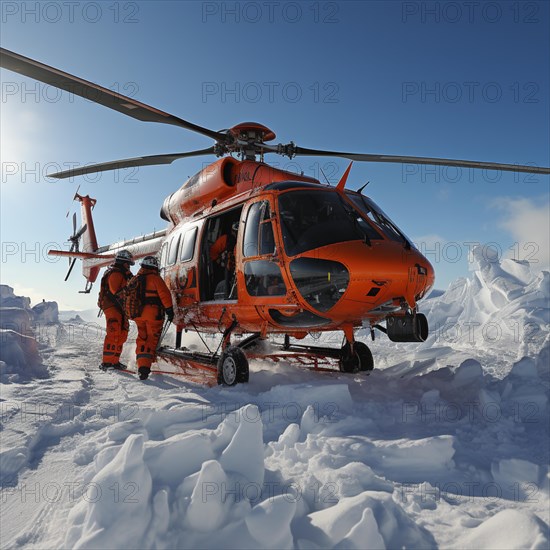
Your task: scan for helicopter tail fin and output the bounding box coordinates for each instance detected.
[48,193,103,291]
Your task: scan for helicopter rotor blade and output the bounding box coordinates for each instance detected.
[47,147,217,179]
[68,241,76,266]
[68,216,77,250]
[0,48,225,142]
[67,214,85,269]
[291,146,550,175]
[74,224,88,240]
[65,258,77,281]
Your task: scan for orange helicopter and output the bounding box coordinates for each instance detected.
[2,48,549,385]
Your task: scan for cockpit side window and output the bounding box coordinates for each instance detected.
[243,202,261,258]
[243,200,286,297]
[244,201,275,257]
[259,203,275,255]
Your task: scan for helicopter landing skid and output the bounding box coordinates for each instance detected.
[238,334,343,372]
[247,350,339,372]
[156,347,219,385]
[155,339,355,386]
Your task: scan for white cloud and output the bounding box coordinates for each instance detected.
[494,196,550,269]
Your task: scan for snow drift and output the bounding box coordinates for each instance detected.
[0,285,49,380]
[63,404,435,549]
[0,249,548,549]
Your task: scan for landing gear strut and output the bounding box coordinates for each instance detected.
[216,317,249,385]
[217,346,249,385]
[339,341,374,373]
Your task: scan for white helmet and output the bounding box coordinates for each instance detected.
[115,249,135,265]
[140,255,159,269]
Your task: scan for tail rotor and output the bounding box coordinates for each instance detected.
[65,212,88,281]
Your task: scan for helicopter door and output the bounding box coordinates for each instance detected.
[241,200,287,301]
[199,207,243,301]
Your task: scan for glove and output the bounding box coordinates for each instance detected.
[165,307,174,322]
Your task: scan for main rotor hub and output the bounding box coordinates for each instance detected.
[228,122,276,143]
[218,122,277,160]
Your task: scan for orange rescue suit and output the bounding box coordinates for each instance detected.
[133,267,173,369]
[101,265,133,365]
[210,234,235,270]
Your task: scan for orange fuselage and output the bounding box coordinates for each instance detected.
[158,159,435,338]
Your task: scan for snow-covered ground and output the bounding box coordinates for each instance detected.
[1,250,548,549]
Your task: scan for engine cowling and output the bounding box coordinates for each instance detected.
[160,157,239,224]
[160,157,320,224]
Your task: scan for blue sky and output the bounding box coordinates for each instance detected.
[1,1,549,309]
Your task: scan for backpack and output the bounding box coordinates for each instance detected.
[98,268,117,311]
[124,274,147,319]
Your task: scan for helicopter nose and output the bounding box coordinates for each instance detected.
[382,246,435,308]
[331,242,435,312]
[423,256,436,294]
[405,250,435,307]
[290,242,435,318]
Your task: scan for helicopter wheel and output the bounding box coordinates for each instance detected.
[217,346,249,386]
[339,341,374,374]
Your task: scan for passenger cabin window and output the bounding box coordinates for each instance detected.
[167,234,181,265]
[243,201,275,258]
[180,227,198,262]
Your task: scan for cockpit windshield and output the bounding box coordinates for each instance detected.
[278,190,365,256]
[345,192,411,246]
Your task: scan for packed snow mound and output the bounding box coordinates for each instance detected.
[455,509,549,550]
[0,284,31,310]
[64,404,433,549]
[377,245,550,379]
[65,405,268,548]
[0,287,48,379]
[2,257,549,549]
[32,300,59,324]
[1,285,59,325]
[297,491,435,549]
[0,329,41,370]
[423,246,548,345]
[65,434,153,550]
[0,306,33,334]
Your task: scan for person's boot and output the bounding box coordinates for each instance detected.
[99,362,113,371]
[138,367,150,380]
[113,362,127,370]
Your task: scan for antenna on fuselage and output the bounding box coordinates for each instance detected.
[320,166,330,185]
[357,181,370,194]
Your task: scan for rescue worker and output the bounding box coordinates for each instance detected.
[133,255,174,380]
[210,221,238,299]
[98,249,134,370]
